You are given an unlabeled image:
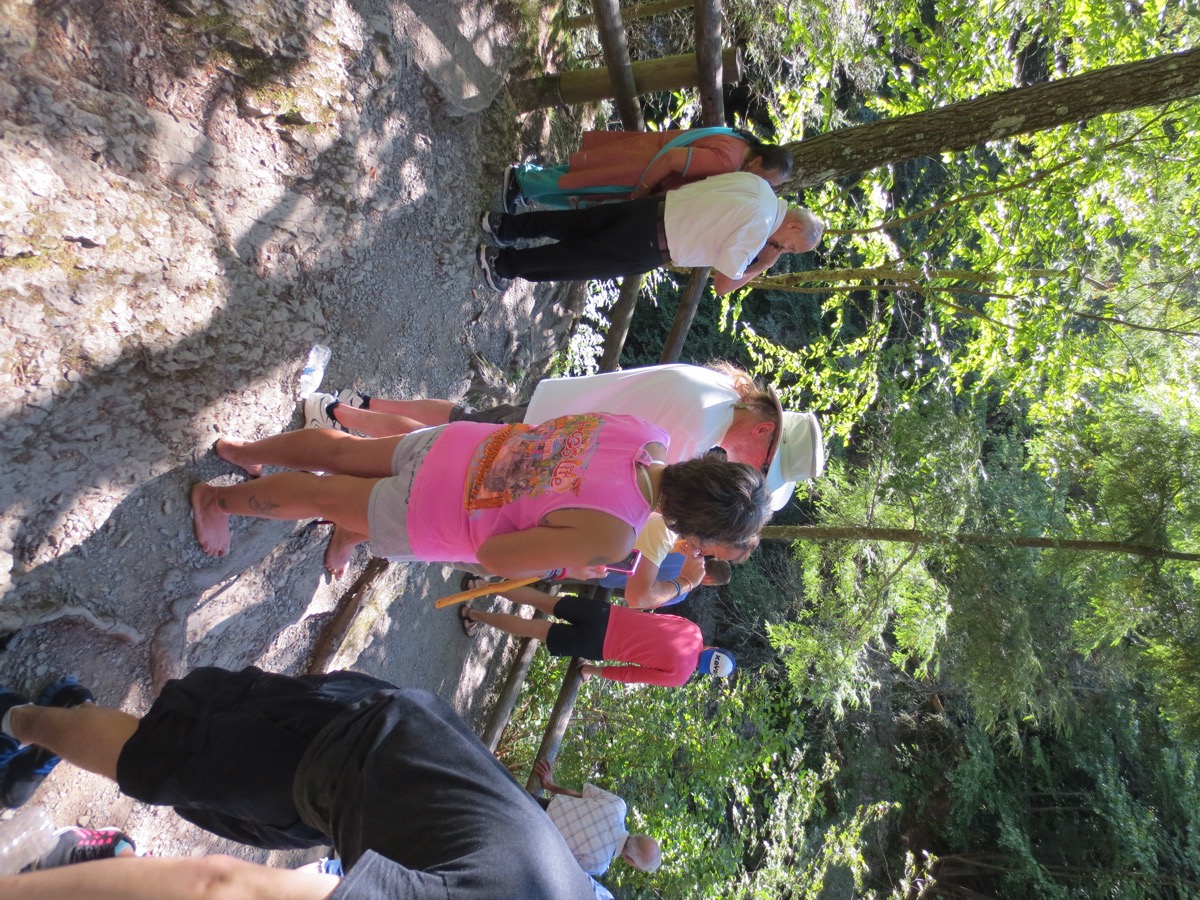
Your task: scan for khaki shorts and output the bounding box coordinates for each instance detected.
[366,425,444,560]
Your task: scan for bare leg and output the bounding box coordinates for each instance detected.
[191,473,376,557]
[325,525,368,577]
[215,430,402,478]
[495,584,562,614]
[465,608,553,641]
[365,398,458,424]
[331,405,432,438]
[1,855,342,900]
[214,440,262,477]
[10,705,138,781]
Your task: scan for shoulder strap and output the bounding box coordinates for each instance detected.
[637,127,744,189]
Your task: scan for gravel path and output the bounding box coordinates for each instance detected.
[0,0,581,863]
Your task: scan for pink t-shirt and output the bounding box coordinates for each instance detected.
[599,605,703,687]
[406,414,669,563]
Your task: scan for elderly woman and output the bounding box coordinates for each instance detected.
[191,413,772,578]
[505,126,793,211]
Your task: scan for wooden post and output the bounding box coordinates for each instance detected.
[591,0,645,131]
[525,660,585,793]
[693,0,725,125]
[659,267,711,362]
[482,622,543,752]
[566,0,695,30]
[307,558,390,674]
[598,276,644,372]
[516,47,742,111]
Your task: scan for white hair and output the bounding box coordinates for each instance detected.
[788,206,825,245]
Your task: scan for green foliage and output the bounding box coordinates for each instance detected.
[551,0,1200,893]
[934,690,1200,897]
[1055,396,1200,736]
[502,647,905,898]
[769,392,989,713]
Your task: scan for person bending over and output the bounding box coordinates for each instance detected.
[476,171,823,295]
[530,758,661,877]
[592,512,739,609]
[306,361,825,511]
[504,126,792,210]
[465,512,740,610]
[459,584,735,688]
[608,553,732,609]
[0,667,595,899]
[191,413,771,578]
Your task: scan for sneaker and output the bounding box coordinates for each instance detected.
[25,826,136,870]
[480,211,515,247]
[0,688,33,808]
[2,677,94,809]
[502,166,527,214]
[337,388,369,410]
[477,245,510,293]
[304,392,342,431]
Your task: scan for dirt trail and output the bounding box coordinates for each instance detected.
[0,0,578,862]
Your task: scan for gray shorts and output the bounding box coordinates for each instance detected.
[366,425,444,560]
[449,402,528,425]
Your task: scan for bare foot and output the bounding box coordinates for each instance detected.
[324,524,362,577]
[213,438,263,478]
[190,483,231,557]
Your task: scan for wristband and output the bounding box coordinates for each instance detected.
[669,579,682,599]
[544,568,566,581]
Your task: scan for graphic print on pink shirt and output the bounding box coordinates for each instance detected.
[465,415,603,512]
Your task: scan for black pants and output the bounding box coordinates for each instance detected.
[544,594,611,660]
[492,197,669,282]
[116,666,392,849]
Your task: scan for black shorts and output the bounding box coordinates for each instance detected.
[116,666,392,849]
[544,594,610,660]
[449,402,529,425]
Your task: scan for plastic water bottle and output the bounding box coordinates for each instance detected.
[297,344,331,398]
[0,806,57,874]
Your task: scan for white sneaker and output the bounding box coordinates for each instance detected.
[337,388,369,409]
[304,392,340,430]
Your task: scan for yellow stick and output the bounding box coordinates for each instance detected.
[434,576,542,609]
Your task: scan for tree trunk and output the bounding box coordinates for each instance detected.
[783,48,1200,189]
[760,525,1200,562]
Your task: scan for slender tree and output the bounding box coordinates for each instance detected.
[760,525,1200,562]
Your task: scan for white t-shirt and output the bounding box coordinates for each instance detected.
[524,364,739,464]
[662,171,787,277]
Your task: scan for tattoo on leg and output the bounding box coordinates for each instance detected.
[248,496,280,514]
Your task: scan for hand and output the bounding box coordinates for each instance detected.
[534,758,556,789]
[680,554,705,587]
[580,664,597,682]
[565,565,609,581]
